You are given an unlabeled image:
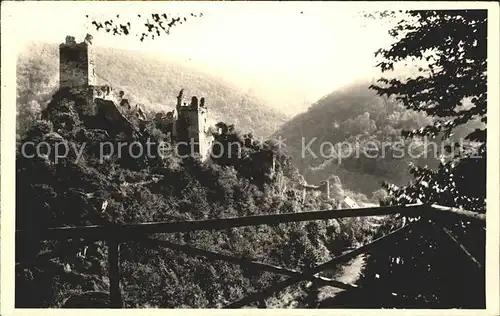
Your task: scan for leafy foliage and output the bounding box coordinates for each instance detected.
[15,87,378,308]
[88,12,203,42]
[371,10,486,141]
[16,9,488,308]
[323,10,487,308]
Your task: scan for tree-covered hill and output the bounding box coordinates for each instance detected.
[16,42,289,140]
[15,84,381,308]
[273,81,483,199]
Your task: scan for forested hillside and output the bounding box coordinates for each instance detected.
[273,81,483,198]
[14,8,488,309]
[16,42,289,140]
[15,42,389,308]
[16,84,384,308]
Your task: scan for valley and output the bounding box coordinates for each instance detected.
[13,6,488,308]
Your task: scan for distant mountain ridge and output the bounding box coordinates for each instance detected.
[273,81,483,197]
[16,42,290,138]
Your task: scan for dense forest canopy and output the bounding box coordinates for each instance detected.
[14,8,489,309]
[16,77,380,308]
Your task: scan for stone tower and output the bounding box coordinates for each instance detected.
[59,34,96,88]
[175,89,212,160]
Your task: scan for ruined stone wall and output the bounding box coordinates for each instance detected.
[60,42,90,88]
[196,102,213,161]
[87,44,97,86]
[175,94,213,161]
[59,35,99,116]
[59,34,96,88]
[95,99,139,136]
[175,109,190,145]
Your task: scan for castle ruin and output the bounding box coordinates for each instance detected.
[59,34,213,160]
[150,89,213,161]
[59,34,122,118]
[59,34,97,88]
[170,90,213,161]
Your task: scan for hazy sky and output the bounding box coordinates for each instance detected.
[11,1,397,114]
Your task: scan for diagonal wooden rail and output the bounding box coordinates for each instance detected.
[224,221,421,308]
[15,203,485,308]
[138,236,359,291]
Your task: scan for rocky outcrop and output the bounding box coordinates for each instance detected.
[95,98,140,137]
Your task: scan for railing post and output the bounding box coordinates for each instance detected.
[108,238,122,308]
[257,298,267,308]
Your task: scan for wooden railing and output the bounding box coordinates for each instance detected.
[15,203,486,308]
